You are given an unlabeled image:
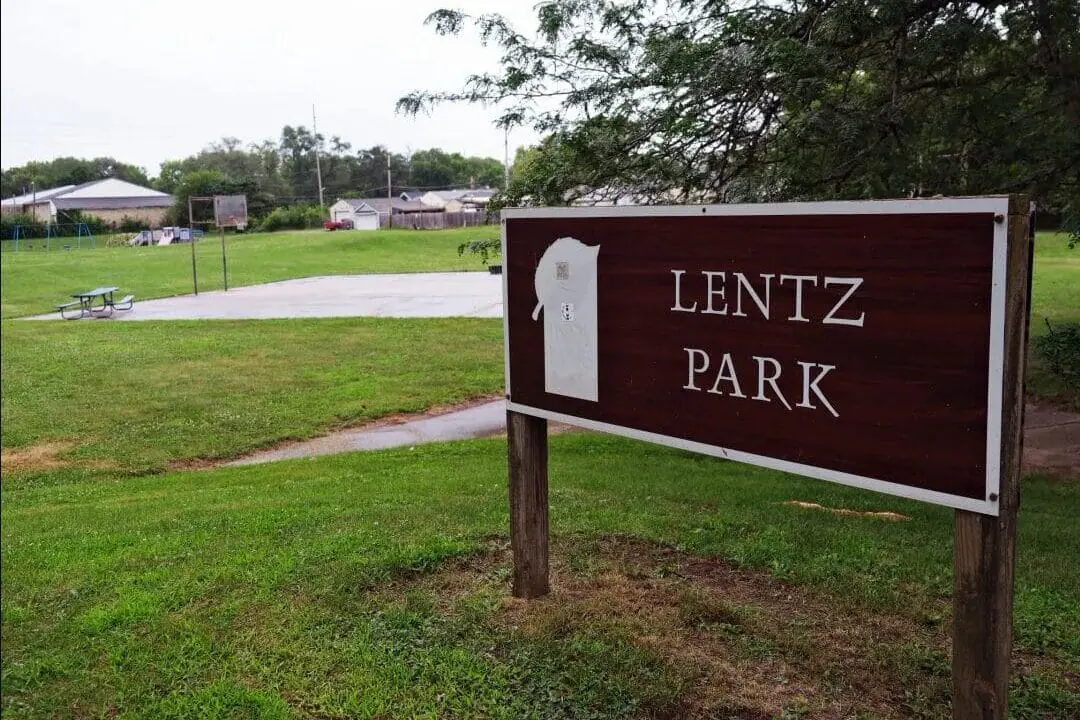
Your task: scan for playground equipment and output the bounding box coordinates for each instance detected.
[127,227,198,247]
[7,222,95,251]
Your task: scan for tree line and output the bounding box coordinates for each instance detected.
[154,129,506,223]
[2,129,507,226]
[1,158,150,198]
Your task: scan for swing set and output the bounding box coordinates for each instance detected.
[7,222,96,251]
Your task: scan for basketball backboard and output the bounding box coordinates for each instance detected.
[213,195,248,229]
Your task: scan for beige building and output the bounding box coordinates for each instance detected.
[0,185,75,220]
[1,178,172,226]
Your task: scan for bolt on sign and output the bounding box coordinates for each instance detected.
[505,198,1021,514]
[502,197,1032,720]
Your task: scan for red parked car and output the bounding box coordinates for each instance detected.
[323,219,354,231]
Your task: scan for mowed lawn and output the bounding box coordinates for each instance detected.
[1027,233,1080,407]
[2,438,1077,718]
[0,318,504,482]
[0,227,497,319]
[1030,231,1080,330]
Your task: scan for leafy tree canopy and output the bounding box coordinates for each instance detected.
[148,130,506,219]
[398,0,1079,223]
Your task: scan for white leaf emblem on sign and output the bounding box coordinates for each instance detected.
[532,237,600,402]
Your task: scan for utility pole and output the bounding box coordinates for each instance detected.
[504,126,510,189]
[312,104,325,207]
[386,154,393,230]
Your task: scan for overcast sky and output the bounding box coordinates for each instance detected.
[0,0,541,176]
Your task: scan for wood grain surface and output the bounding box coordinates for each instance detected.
[506,212,999,500]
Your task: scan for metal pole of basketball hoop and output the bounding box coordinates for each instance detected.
[221,224,229,292]
[188,196,199,296]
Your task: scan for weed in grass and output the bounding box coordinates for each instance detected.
[677,587,758,630]
[1009,673,1080,719]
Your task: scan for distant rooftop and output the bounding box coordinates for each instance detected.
[2,178,172,211]
[346,197,439,213]
[2,185,76,207]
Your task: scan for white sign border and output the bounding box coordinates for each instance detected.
[502,197,1010,516]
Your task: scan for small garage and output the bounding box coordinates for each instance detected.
[328,199,380,231]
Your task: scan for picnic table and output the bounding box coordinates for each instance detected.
[57,287,135,319]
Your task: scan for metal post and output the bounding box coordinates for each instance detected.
[220,226,228,292]
[386,155,393,230]
[188,196,199,296]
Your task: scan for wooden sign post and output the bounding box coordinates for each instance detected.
[504,196,1031,717]
[507,411,549,598]
[952,198,1031,718]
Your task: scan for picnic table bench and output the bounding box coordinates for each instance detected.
[57,287,135,320]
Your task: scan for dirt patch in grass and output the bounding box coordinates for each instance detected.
[381,534,1070,719]
[164,457,221,473]
[782,500,911,522]
[509,536,934,718]
[1,440,76,474]
[0,440,117,475]
[1023,402,1080,480]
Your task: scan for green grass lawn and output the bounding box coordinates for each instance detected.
[2,437,1076,718]
[0,227,497,319]
[0,318,503,482]
[1030,232,1080,331]
[1027,233,1080,408]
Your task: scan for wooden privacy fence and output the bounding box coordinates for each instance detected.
[379,210,498,230]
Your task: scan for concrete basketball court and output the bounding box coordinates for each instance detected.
[32,273,503,321]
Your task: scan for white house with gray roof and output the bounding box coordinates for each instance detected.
[327,198,381,230]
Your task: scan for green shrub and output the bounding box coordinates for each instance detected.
[0,213,45,240]
[256,205,327,232]
[1033,321,1080,385]
[118,216,151,233]
[458,238,501,265]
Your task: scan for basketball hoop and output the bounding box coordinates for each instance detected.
[213,196,248,230]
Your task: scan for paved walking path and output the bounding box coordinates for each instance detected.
[226,400,507,466]
[227,399,1080,479]
[28,273,503,321]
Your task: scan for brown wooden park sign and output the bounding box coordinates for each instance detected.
[502,196,1032,718]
